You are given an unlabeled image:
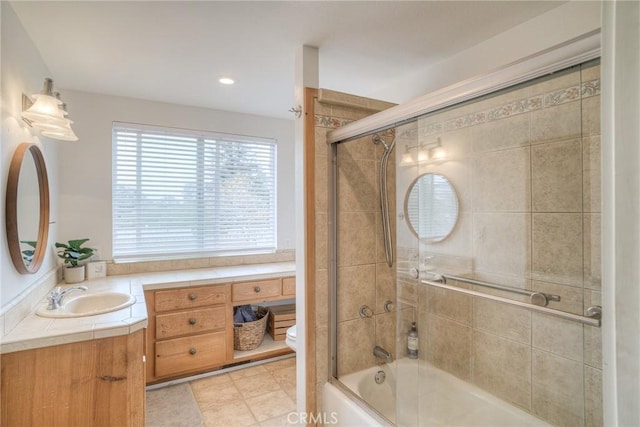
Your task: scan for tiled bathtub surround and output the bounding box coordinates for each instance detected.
[396,61,602,426]
[311,89,396,412]
[335,133,397,378]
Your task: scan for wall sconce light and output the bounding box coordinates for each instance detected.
[22,78,78,141]
[405,137,444,162]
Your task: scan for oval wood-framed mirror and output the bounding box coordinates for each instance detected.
[6,142,50,274]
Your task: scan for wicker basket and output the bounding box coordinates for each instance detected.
[233,306,269,351]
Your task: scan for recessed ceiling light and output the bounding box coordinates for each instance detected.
[219,78,234,85]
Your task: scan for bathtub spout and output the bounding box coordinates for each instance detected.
[373,345,393,363]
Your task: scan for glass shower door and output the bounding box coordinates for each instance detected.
[394,60,602,426]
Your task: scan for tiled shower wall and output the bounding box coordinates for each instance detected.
[311,89,395,410]
[335,132,397,378]
[396,60,602,426]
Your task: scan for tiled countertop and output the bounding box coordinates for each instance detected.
[0,262,295,354]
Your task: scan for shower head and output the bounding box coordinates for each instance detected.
[372,134,394,152]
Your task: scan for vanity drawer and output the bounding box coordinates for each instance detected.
[155,331,226,377]
[156,306,226,339]
[232,279,281,303]
[155,285,226,312]
[282,277,295,297]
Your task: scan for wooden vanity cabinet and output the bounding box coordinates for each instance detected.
[145,276,295,384]
[1,329,145,426]
[145,283,232,383]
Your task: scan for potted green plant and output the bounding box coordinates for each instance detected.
[55,238,96,284]
[20,240,37,266]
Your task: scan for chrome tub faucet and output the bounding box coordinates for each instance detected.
[373,345,393,364]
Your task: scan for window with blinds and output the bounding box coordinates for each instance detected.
[112,122,277,260]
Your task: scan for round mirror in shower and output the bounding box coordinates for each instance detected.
[404,173,459,243]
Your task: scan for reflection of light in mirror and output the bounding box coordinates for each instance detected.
[401,152,414,165]
[430,147,446,160]
[401,137,445,164]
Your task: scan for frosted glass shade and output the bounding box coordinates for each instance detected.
[22,79,79,142]
[22,94,65,122]
[41,122,78,141]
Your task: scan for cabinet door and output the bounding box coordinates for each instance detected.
[156,306,225,339]
[155,332,226,378]
[155,285,226,312]
[0,330,145,426]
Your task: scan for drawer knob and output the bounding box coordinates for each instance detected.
[189,318,197,325]
[254,286,261,293]
[189,293,197,301]
[189,348,197,355]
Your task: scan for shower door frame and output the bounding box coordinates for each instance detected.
[326,32,600,145]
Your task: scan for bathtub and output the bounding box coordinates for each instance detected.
[324,359,551,427]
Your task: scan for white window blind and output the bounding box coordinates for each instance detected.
[112,122,276,260]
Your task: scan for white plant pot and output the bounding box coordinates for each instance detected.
[64,265,85,284]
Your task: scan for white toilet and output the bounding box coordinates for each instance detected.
[285,325,297,352]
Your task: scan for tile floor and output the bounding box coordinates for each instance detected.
[146,357,297,427]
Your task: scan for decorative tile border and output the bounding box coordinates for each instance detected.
[398,78,601,138]
[315,115,353,129]
[319,78,600,138]
[422,123,443,136]
[486,96,543,121]
[581,78,601,98]
[444,112,486,132]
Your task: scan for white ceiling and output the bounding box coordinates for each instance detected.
[11,1,565,120]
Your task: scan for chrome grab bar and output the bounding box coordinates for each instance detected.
[421,279,601,327]
[440,274,561,307]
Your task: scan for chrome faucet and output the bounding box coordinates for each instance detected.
[47,285,88,310]
[373,345,393,364]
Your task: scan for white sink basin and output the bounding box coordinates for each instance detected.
[36,292,136,318]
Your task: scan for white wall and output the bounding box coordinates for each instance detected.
[602,1,640,424]
[56,90,295,260]
[369,1,601,104]
[1,2,60,308]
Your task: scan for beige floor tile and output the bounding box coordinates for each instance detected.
[201,400,257,427]
[229,364,268,380]
[146,383,203,426]
[270,366,297,387]
[234,372,281,399]
[259,413,300,427]
[190,373,232,390]
[148,361,300,427]
[262,357,296,372]
[283,383,297,402]
[245,390,296,422]
[191,379,243,409]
